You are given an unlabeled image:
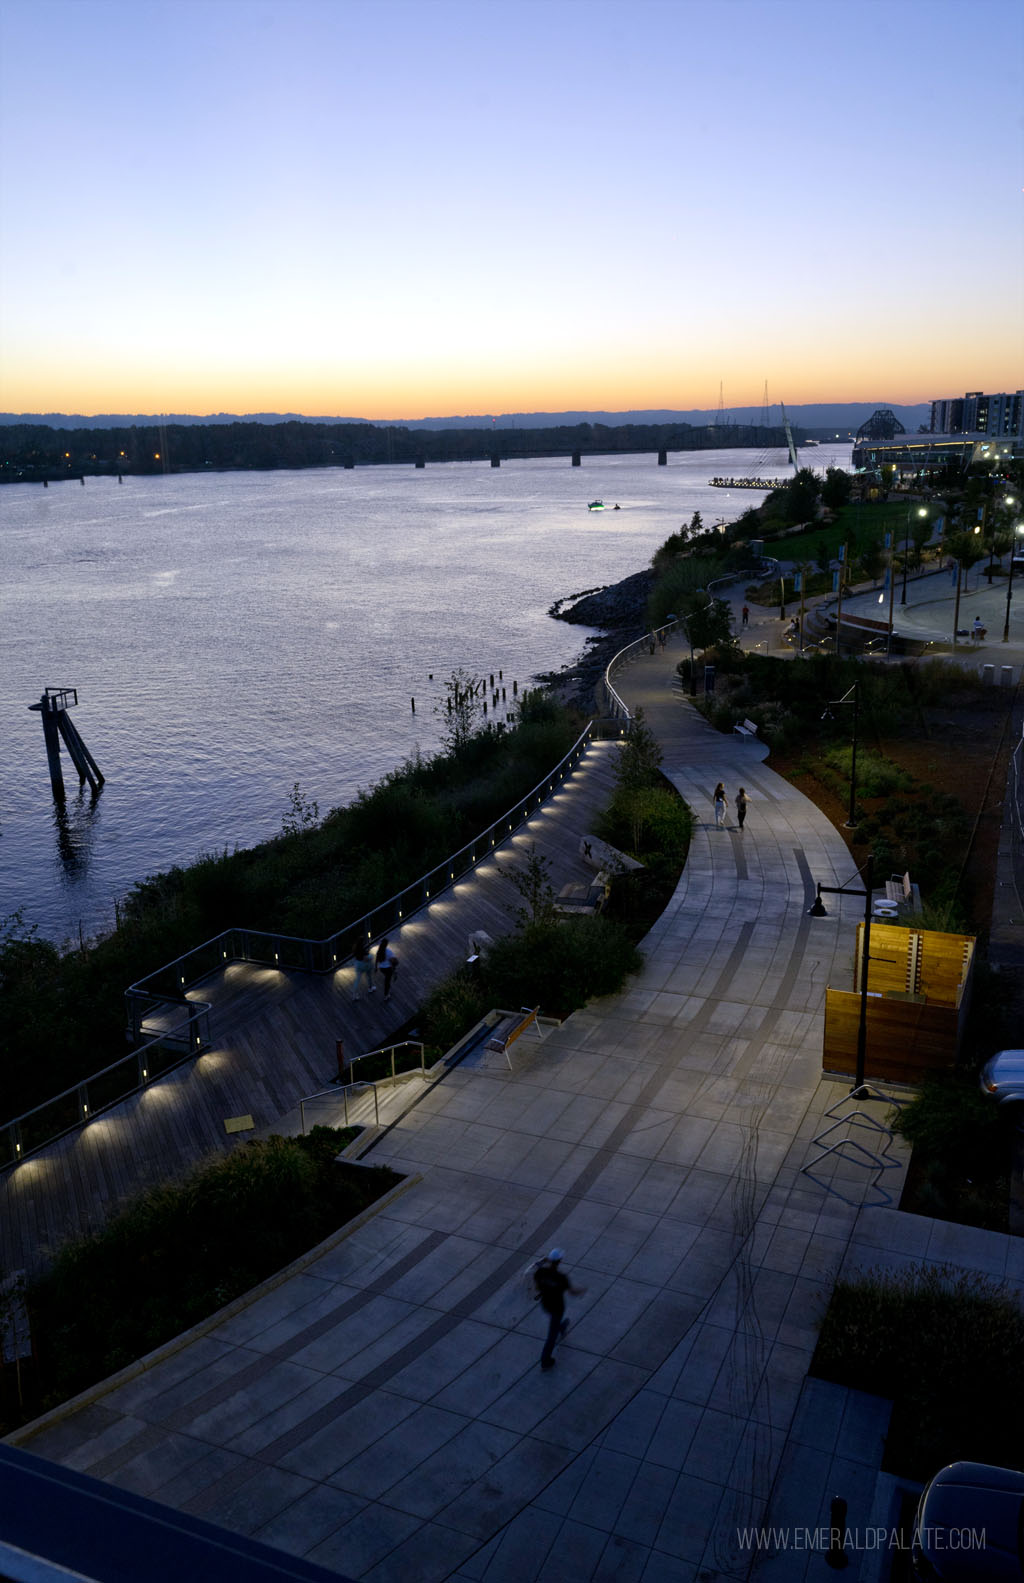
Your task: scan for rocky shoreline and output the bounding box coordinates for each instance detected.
[538,567,656,710]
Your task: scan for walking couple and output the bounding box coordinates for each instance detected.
[352,936,399,1001]
[712,784,749,830]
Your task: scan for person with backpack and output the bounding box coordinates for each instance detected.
[533,1249,585,1370]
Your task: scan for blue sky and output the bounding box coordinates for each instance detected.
[1,0,1021,418]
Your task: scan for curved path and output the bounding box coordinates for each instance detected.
[12,647,915,1581]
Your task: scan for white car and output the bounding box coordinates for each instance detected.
[912,1461,1024,1579]
[979,1050,1024,1106]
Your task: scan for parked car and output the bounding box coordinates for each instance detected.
[912,1460,1024,1579]
[979,1050,1024,1106]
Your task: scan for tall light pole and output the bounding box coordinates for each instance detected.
[1003,512,1023,643]
[822,679,860,828]
[807,853,875,1097]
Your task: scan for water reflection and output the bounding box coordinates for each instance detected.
[52,783,103,881]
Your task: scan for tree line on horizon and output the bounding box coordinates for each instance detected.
[0,418,791,482]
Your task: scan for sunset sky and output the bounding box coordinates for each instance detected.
[1,0,1021,421]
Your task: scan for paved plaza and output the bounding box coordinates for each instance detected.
[8,593,1024,1581]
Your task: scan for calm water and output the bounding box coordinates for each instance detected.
[1,444,850,944]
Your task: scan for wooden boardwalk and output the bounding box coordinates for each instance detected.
[0,741,621,1276]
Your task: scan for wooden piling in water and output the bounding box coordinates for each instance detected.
[29,688,104,798]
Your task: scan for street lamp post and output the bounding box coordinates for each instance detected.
[822,679,860,828]
[807,853,875,1097]
[802,847,902,1193]
[1002,515,1023,643]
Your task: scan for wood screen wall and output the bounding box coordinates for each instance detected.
[823,923,975,1084]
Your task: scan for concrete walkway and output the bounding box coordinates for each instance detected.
[13,640,947,1582]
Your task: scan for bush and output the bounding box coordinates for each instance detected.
[419,968,491,1056]
[480,917,643,1018]
[26,1130,399,1413]
[813,1263,1024,1478]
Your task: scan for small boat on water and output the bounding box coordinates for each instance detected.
[587,500,605,511]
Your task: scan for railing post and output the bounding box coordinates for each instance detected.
[7,1123,23,1167]
[78,1085,90,1124]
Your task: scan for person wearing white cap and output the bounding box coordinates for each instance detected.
[533,1249,585,1370]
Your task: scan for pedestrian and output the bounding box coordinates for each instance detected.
[533,1249,585,1370]
[741,604,749,628]
[352,940,375,998]
[736,787,749,830]
[375,937,398,1001]
[713,782,728,828]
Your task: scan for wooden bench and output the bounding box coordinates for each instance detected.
[881,871,922,915]
[734,718,759,740]
[555,870,611,917]
[486,1005,543,1069]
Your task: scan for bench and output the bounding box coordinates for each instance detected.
[486,1005,543,1069]
[881,871,922,915]
[554,870,611,917]
[734,718,759,740]
[885,871,912,905]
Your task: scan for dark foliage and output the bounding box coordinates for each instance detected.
[813,1263,1024,1479]
[24,1129,399,1416]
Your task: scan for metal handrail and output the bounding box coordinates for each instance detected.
[602,623,678,719]
[125,720,594,1032]
[345,1040,427,1086]
[602,563,770,718]
[299,1080,380,1133]
[1,1001,211,1170]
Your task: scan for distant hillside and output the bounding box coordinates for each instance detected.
[0,402,930,433]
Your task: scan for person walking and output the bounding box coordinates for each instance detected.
[375,937,398,1001]
[352,940,375,998]
[741,604,749,628]
[534,1249,585,1370]
[713,783,728,829]
[735,787,749,830]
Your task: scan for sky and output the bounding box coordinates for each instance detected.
[1,0,1022,421]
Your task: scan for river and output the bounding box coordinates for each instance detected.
[1,443,851,944]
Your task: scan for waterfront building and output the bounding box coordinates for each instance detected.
[930,389,1024,441]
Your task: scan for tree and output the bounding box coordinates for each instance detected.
[498,844,557,928]
[858,538,887,586]
[281,782,320,836]
[615,707,663,792]
[781,468,821,526]
[435,668,485,755]
[822,467,852,510]
[678,591,735,653]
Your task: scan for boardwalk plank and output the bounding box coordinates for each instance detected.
[0,742,620,1274]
